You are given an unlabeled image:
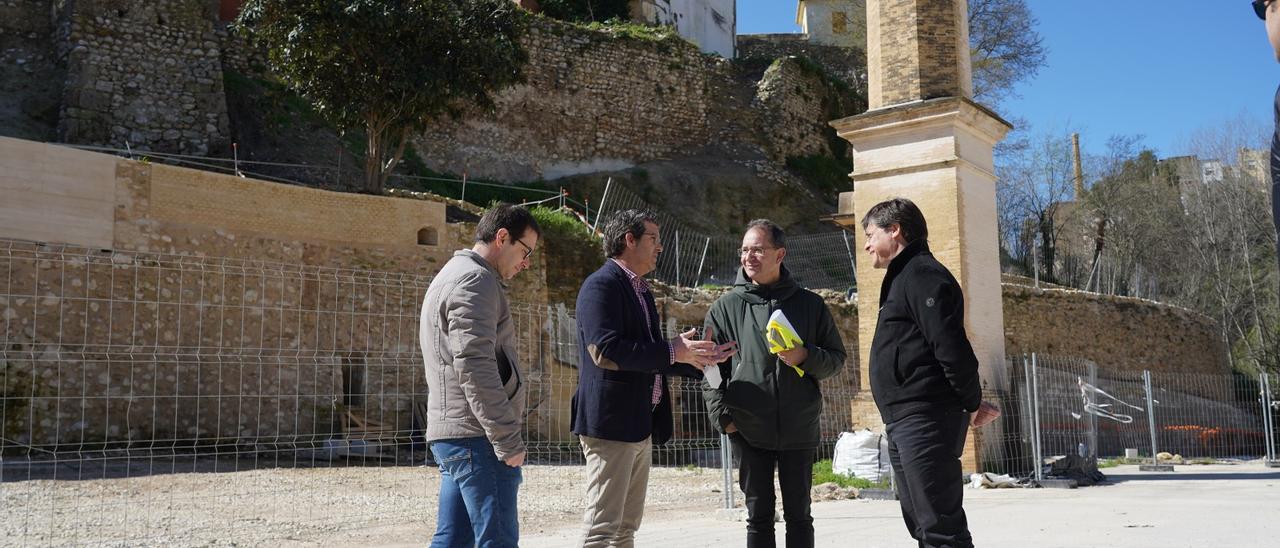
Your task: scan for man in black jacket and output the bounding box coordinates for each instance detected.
[861,198,999,548]
[703,219,847,548]
[1257,0,1280,267]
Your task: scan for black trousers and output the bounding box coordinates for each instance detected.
[886,408,974,548]
[730,433,815,548]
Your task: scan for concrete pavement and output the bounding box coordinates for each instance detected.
[520,463,1280,547]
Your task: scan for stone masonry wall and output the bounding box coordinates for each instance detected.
[1,0,63,141]
[0,0,53,35]
[417,18,712,182]
[753,57,839,162]
[737,33,866,94]
[1002,283,1229,377]
[649,278,1228,404]
[0,142,553,450]
[58,0,230,155]
[14,7,855,186]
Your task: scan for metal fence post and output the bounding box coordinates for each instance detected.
[720,433,735,509]
[1087,361,1098,463]
[674,229,681,287]
[842,232,856,280]
[1030,353,1043,482]
[694,236,710,287]
[1140,370,1173,471]
[591,177,612,233]
[1264,372,1278,467]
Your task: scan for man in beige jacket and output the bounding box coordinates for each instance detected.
[421,203,540,548]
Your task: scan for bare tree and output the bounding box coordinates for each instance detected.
[1178,116,1277,372]
[995,129,1078,283]
[968,0,1048,107]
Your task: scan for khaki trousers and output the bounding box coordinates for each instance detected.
[578,434,652,548]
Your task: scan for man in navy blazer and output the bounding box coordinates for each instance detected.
[572,209,736,548]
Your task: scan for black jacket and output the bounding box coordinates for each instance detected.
[702,266,847,450]
[571,261,701,444]
[869,240,982,424]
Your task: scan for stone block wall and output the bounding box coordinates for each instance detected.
[417,18,712,182]
[58,0,230,155]
[0,140,556,450]
[1002,283,1229,377]
[145,164,448,249]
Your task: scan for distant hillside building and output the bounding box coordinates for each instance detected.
[629,0,737,58]
[796,0,866,48]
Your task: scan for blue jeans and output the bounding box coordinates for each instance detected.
[430,436,522,548]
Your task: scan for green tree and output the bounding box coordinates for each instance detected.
[539,0,630,23]
[236,0,528,193]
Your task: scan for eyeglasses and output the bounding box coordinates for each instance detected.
[739,246,777,257]
[515,238,534,260]
[1256,0,1274,20]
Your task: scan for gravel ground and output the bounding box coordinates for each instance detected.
[0,459,732,546]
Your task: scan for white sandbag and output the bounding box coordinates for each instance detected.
[833,429,891,482]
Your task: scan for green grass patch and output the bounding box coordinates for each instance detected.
[530,206,596,244]
[577,19,680,43]
[1097,457,1147,468]
[812,459,885,489]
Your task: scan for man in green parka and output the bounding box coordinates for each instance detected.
[703,219,848,548]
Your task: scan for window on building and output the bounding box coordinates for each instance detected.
[832,12,848,34]
[417,227,438,246]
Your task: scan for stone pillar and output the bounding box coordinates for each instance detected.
[830,0,1010,473]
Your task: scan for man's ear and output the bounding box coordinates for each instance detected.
[775,247,787,264]
[495,227,510,246]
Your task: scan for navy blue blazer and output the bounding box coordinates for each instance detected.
[571,260,701,444]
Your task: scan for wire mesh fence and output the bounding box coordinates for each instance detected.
[591,180,858,291]
[0,237,858,543]
[6,233,1278,543]
[975,353,1280,478]
[64,143,858,293]
[59,143,594,215]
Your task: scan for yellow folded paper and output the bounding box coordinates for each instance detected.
[766,310,805,377]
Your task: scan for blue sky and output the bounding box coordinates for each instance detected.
[736,1,1275,159]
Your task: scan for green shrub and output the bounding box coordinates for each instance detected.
[530,206,596,244]
[786,155,852,195]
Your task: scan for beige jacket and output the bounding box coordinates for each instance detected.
[420,250,526,459]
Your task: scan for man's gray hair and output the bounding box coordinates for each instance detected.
[601,209,659,258]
